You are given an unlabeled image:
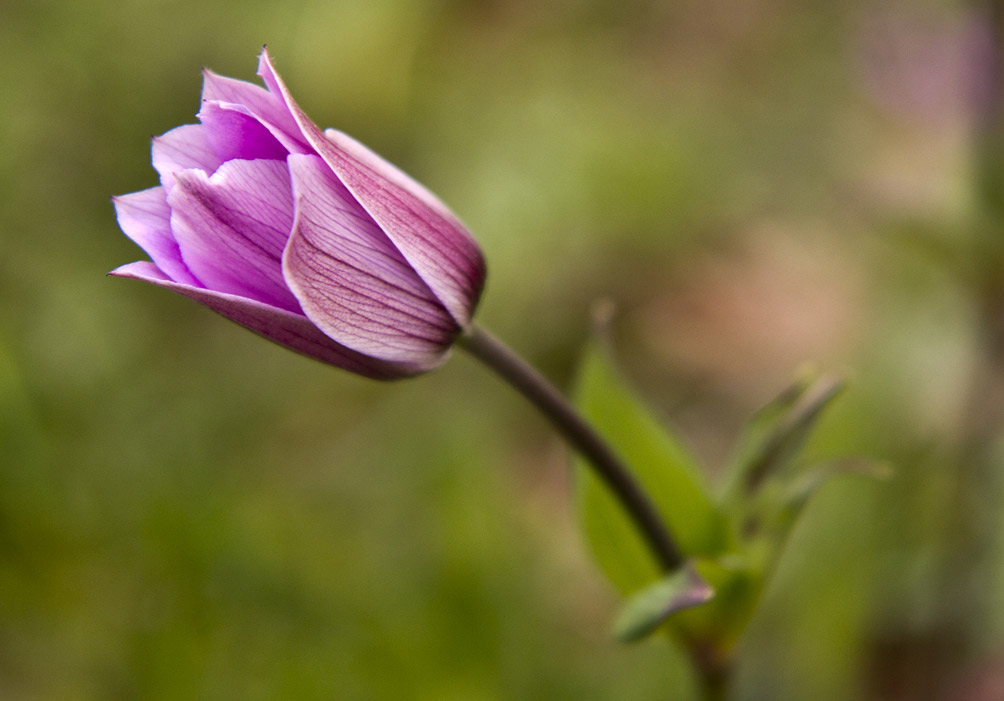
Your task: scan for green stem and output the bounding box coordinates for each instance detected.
[458,324,684,573]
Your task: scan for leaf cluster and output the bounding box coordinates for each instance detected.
[573,333,882,663]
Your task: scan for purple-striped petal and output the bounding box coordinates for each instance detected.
[113,50,488,380]
[109,261,428,379]
[258,49,486,328]
[282,153,457,365]
[168,159,301,312]
[152,124,222,190]
[113,186,200,286]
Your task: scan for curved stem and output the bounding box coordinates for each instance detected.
[458,324,684,573]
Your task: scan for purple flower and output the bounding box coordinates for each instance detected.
[111,49,486,379]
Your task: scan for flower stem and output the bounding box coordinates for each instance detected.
[458,324,684,573]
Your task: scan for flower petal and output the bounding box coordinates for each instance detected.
[168,159,301,312]
[258,49,486,328]
[322,129,486,327]
[198,101,289,163]
[201,68,309,154]
[113,186,200,286]
[282,153,458,365]
[109,261,429,378]
[152,124,222,189]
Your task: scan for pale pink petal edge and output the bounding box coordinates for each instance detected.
[109,261,437,379]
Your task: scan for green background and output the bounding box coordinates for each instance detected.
[3,0,1003,698]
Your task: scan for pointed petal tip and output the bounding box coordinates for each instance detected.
[107,266,134,279]
[256,47,280,83]
[257,48,271,71]
[108,260,167,280]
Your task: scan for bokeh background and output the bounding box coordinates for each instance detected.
[4,0,1004,698]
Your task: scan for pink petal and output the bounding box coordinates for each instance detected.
[113,186,200,286]
[109,261,430,379]
[258,49,486,328]
[198,101,289,163]
[201,68,309,154]
[168,159,301,312]
[285,155,436,293]
[152,124,222,190]
[321,128,456,220]
[282,153,458,365]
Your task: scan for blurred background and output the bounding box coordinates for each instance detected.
[3,0,1004,698]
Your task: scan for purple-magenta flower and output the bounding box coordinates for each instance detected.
[111,49,486,379]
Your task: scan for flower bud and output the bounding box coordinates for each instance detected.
[111,49,486,379]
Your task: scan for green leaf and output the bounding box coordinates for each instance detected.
[613,563,715,643]
[722,371,845,508]
[574,338,728,594]
[761,457,893,548]
[718,372,859,583]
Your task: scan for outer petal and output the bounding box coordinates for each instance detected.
[152,124,222,190]
[282,154,458,365]
[258,49,486,328]
[109,261,430,379]
[113,186,200,286]
[168,159,301,312]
